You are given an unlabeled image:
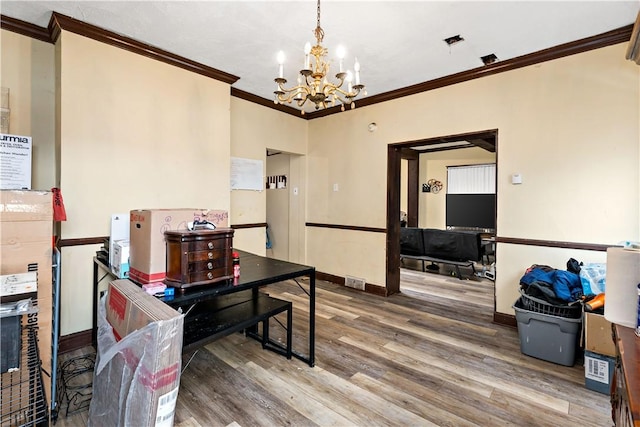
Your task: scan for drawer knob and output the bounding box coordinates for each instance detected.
[207,262,213,270]
[208,252,214,259]
[207,272,213,279]
[207,242,214,249]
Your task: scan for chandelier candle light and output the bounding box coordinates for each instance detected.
[274,0,366,114]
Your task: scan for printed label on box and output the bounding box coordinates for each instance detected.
[155,386,179,427]
[585,355,610,384]
[0,271,37,296]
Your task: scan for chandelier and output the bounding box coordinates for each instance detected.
[274,0,366,114]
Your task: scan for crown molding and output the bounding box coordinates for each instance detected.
[47,12,239,85]
[304,24,634,119]
[0,14,51,43]
[231,88,304,118]
[2,13,633,118]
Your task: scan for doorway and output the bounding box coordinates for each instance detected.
[266,151,291,260]
[265,150,306,263]
[386,129,498,295]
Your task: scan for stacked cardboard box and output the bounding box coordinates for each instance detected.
[129,208,228,284]
[104,278,182,341]
[0,190,53,406]
[88,279,183,426]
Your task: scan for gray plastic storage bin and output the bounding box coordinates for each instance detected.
[513,298,582,366]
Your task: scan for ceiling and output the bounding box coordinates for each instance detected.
[1,1,639,115]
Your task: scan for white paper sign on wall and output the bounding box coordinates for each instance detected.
[0,133,32,190]
[230,157,263,191]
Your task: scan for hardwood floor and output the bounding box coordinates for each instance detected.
[54,265,611,427]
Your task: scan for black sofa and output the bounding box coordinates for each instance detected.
[400,227,483,279]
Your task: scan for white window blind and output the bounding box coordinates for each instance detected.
[447,164,496,194]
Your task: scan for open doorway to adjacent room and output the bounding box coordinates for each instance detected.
[265,149,305,264]
[386,129,498,295]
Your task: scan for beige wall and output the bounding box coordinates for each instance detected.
[56,31,233,335]
[3,24,638,335]
[0,30,56,190]
[230,97,307,260]
[420,148,496,229]
[306,43,639,308]
[306,112,389,287]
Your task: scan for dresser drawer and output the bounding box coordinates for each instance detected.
[188,268,232,284]
[188,249,227,263]
[189,238,230,252]
[188,257,228,273]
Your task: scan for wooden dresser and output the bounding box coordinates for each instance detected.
[611,325,640,426]
[164,228,234,290]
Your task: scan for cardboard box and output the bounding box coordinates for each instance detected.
[105,279,182,341]
[0,191,53,277]
[584,350,615,394]
[109,213,129,268]
[0,190,51,222]
[585,312,616,357]
[0,192,52,278]
[129,208,228,284]
[92,279,183,426]
[111,240,130,279]
[0,190,52,406]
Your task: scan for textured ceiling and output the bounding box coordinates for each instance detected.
[1,1,639,113]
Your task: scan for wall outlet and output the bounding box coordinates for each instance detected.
[345,275,366,290]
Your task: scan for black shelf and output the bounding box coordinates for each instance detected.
[182,292,292,354]
[0,324,48,427]
[92,249,317,367]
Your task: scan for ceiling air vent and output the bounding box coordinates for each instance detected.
[443,35,464,46]
[481,54,498,65]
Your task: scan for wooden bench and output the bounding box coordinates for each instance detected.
[181,289,292,358]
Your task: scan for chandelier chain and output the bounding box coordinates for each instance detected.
[314,0,324,44]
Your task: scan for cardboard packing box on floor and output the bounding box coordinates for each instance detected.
[583,312,616,394]
[584,312,616,357]
[584,350,615,394]
[89,279,184,426]
[0,190,53,406]
[129,208,229,284]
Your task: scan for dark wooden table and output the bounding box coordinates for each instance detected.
[92,249,315,366]
[612,325,639,426]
